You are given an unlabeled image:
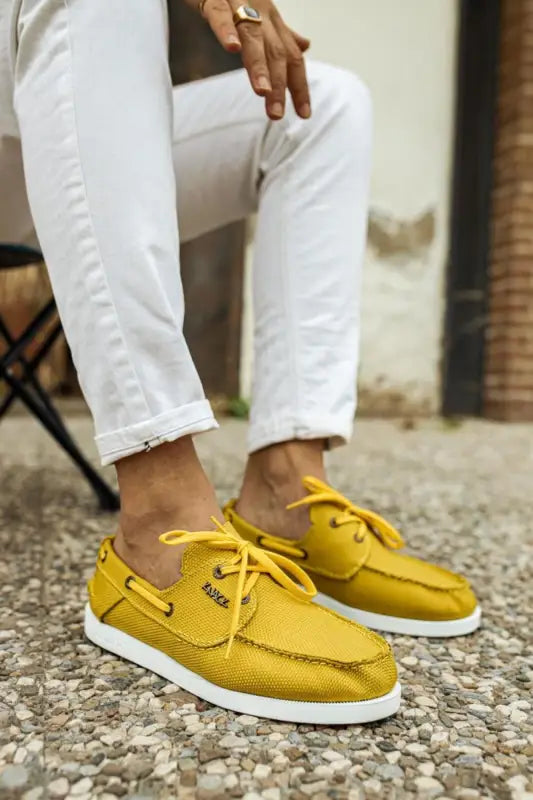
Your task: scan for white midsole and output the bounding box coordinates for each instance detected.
[314,593,482,637]
[84,604,401,724]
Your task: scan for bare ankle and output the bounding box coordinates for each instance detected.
[113,437,223,588]
[114,518,184,590]
[237,440,326,540]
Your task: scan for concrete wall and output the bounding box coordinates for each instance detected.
[241,0,459,415]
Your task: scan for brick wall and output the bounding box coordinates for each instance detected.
[485,0,533,420]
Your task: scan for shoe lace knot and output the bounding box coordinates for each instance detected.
[160,518,316,657]
[287,476,405,551]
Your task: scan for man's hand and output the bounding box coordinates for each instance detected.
[186,0,311,120]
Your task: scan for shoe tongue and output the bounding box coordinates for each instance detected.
[181,541,224,575]
[179,521,243,576]
[300,477,361,526]
[308,499,358,529]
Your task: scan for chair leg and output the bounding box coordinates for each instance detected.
[0,320,64,423]
[0,300,64,424]
[0,298,58,368]
[1,367,120,512]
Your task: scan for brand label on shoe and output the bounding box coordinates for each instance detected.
[202,581,229,608]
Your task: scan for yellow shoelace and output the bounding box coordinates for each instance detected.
[286,476,405,550]
[157,519,316,657]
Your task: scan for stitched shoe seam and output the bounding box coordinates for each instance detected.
[100,597,125,623]
[360,565,468,591]
[235,637,394,669]
[303,602,392,646]
[304,564,363,581]
[303,563,466,590]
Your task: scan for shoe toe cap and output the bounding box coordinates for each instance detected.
[393,569,479,622]
[403,562,479,621]
[345,641,398,701]
[240,600,399,703]
[347,556,479,622]
[439,578,478,620]
[283,628,398,704]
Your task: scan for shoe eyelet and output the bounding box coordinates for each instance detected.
[164,602,174,618]
[329,517,338,529]
[353,532,365,543]
[100,549,108,563]
[125,575,135,589]
[213,565,225,579]
[241,595,251,605]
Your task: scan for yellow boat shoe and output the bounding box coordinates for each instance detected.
[224,477,481,638]
[85,519,400,724]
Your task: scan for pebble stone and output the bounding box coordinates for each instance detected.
[1,417,532,799]
[48,777,70,797]
[0,764,29,789]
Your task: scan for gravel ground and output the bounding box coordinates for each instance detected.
[1,414,532,800]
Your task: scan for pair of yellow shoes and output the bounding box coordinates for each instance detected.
[85,477,480,725]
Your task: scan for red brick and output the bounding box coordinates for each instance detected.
[485,0,533,419]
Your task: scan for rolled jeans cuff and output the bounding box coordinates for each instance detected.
[247,413,354,455]
[96,400,218,466]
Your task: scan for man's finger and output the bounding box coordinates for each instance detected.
[277,31,310,118]
[287,50,311,118]
[264,23,287,119]
[236,21,272,96]
[202,0,241,52]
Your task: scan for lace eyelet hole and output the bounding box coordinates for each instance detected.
[241,595,251,605]
[164,602,174,618]
[354,532,365,543]
[213,566,225,579]
[125,575,134,589]
[329,517,338,529]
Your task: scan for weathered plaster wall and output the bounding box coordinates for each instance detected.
[241,0,459,415]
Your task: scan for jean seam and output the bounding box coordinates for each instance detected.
[249,415,352,438]
[280,155,301,432]
[253,124,306,433]
[99,415,217,457]
[96,400,216,453]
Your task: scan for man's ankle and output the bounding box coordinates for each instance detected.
[236,439,326,540]
[112,437,223,588]
[113,518,183,590]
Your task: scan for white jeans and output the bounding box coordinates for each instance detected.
[0,0,372,466]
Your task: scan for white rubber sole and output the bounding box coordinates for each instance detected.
[84,604,401,724]
[314,593,482,637]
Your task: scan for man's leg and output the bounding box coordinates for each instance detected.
[167,64,371,543]
[13,0,222,586]
[217,67,479,638]
[162,66,478,639]
[169,65,360,546]
[237,63,373,538]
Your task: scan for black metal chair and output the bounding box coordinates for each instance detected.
[0,243,119,511]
